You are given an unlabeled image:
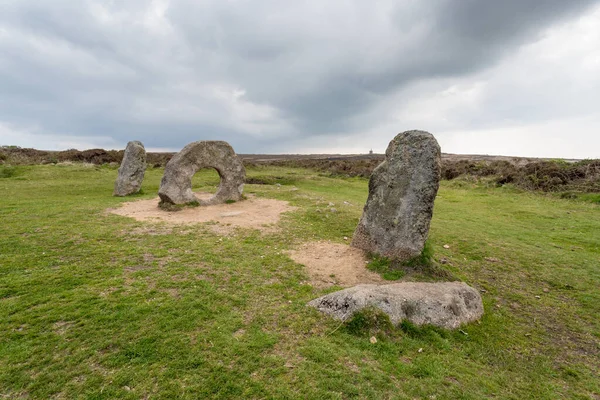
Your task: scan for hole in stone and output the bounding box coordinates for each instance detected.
[191,168,221,201]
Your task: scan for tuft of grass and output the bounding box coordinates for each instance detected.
[400,240,435,268]
[344,307,395,337]
[399,320,449,339]
[366,254,404,280]
[0,165,21,178]
[367,242,444,281]
[557,192,600,204]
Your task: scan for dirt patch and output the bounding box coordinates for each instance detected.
[288,241,384,288]
[109,193,296,234]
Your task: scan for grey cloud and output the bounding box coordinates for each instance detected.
[167,0,598,135]
[0,0,598,152]
[436,0,591,40]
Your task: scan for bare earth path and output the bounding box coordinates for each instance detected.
[109,193,296,234]
[288,241,383,288]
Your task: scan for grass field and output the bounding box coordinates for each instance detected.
[0,164,598,399]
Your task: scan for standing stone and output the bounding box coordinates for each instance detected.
[158,141,245,206]
[113,141,146,196]
[351,130,441,261]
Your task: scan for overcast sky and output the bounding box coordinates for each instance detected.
[1,1,599,158]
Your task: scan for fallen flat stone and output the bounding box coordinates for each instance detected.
[158,141,245,206]
[352,130,441,261]
[113,141,146,196]
[308,281,483,329]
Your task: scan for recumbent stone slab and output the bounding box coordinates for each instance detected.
[158,141,245,206]
[308,282,483,329]
[351,130,441,261]
[113,141,146,196]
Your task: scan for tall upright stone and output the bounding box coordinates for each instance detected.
[158,141,245,206]
[113,141,146,196]
[351,130,441,261]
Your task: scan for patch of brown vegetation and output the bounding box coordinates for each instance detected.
[232,329,246,339]
[163,288,180,298]
[98,287,118,298]
[246,153,599,193]
[287,241,383,288]
[53,321,74,336]
[121,226,174,236]
[109,193,296,234]
[123,265,153,273]
[5,146,597,192]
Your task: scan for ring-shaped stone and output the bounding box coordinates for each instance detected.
[158,141,245,206]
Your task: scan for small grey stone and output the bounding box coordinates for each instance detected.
[351,130,441,261]
[158,141,245,206]
[308,282,483,329]
[113,141,146,196]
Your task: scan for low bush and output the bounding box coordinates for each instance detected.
[2,145,598,193]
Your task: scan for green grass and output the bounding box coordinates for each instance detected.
[0,164,599,399]
[366,254,405,280]
[401,240,435,269]
[0,165,23,178]
[366,242,455,282]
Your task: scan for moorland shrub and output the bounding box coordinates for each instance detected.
[514,160,600,192]
[1,146,598,193]
[245,157,384,178]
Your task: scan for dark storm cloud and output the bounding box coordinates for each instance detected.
[166,0,599,136]
[0,0,598,152]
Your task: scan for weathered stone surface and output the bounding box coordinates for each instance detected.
[351,130,441,261]
[158,141,245,206]
[308,282,483,329]
[113,141,146,196]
